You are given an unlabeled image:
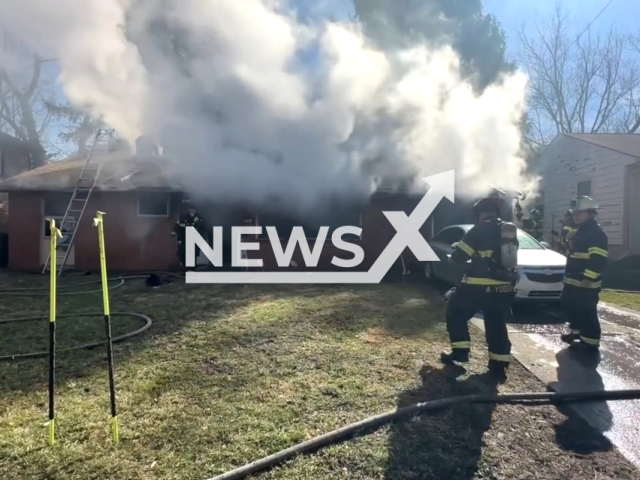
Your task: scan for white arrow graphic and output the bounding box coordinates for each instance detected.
[186,170,455,284]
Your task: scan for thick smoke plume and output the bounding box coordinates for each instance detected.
[0,0,537,221]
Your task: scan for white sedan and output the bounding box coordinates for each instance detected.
[424,224,567,302]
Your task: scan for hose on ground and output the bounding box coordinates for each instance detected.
[0,312,153,361]
[0,271,185,296]
[204,388,640,480]
[0,271,184,360]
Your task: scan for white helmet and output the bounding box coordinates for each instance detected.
[569,196,601,213]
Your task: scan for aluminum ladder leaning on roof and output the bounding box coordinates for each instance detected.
[41,128,115,277]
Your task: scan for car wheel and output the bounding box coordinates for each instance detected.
[424,262,435,282]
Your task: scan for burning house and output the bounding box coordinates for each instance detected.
[0,137,444,274]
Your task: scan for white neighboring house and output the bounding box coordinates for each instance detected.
[539,133,640,260]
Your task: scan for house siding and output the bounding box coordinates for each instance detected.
[1,137,32,234]
[7,191,42,271]
[7,190,427,273]
[541,135,638,256]
[7,191,180,272]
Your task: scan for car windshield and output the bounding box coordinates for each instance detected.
[517,230,544,250]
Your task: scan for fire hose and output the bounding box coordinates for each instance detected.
[204,389,640,480]
[0,271,185,361]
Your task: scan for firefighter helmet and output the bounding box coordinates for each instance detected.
[569,196,600,213]
[473,197,504,217]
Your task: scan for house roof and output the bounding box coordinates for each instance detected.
[562,133,640,158]
[0,150,181,192]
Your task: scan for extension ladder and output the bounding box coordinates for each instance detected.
[42,129,114,276]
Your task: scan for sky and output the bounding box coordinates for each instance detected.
[483,0,640,57]
[293,0,639,51]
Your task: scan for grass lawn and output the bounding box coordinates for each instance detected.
[0,274,638,480]
[601,290,640,312]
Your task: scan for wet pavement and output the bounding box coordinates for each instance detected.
[502,302,640,468]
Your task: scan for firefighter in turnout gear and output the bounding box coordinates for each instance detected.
[173,201,206,271]
[559,210,577,256]
[560,196,608,351]
[441,197,519,381]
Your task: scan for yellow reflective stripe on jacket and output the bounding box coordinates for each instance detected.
[478,250,494,258]
[562,226,574,231]
[583,269,599,280]
[588,247,608,257]
[489,352,511,363]
[451,341,471,349]
[580,336,600,346]
[457,241,475,256]
[570,252,590,259]
[461,276,511,286]
[564,278,602,288]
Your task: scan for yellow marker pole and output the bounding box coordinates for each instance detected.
[48,219,62,446]
[93,211,119,444]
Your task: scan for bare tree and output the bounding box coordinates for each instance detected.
[0,32,60,166]
[44,102,104,156]
[518,5,640,148]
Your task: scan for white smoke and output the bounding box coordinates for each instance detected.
[0,0,537,220]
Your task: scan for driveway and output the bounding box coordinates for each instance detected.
[471,300,640,468]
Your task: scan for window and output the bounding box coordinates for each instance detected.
[44,193,72,217]
[137,192,170,216]
[0,148,4,177]
[517,230,544,250]
[577,180,591,196]
[433,227,464,246]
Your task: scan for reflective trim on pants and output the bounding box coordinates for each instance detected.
[451,341,471,349]
[580,336,600,346]
[461,277,511,286]
[489,352,511,363]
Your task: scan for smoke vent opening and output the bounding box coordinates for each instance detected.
[135,135,162,157]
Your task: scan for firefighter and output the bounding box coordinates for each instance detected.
[529,209,544,240]
[559,210,577,256]
[560,196,608,351]
[440,197,519,381]
[522,217,537,238]
[173,201,206,271]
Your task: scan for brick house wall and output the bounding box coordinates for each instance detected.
[7,190,182,272]
[0,134,33,235]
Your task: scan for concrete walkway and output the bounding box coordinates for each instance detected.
[471,301,640,468]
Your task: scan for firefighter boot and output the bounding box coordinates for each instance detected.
[488,360,508,383]
[560,331,580,345]
[440,349,470,365]
[571,339,600,352]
